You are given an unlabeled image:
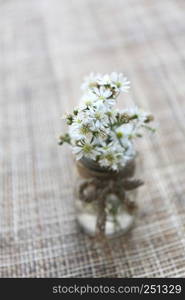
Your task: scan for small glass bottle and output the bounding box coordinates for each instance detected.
[75,155,142,238]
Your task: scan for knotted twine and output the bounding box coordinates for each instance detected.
[76,157,144,237]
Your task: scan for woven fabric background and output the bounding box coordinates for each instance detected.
[0,0,185,278]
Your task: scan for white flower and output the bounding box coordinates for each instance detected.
[69,117,93,141]
[81,73,101,90]
[99,74,111,85]
[79,92,97,109]
[126,106,149,123]
[93,86,113,100]
[98,143,123,171]
[121,107,154,138]
[93,101,116,115]
[115,123,135,140]
[87,105,109,129]
[110,72,130,92]
[99,152,120,170]
[92,131,108,144]
[73,141,99,160]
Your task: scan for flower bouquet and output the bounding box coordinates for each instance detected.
[59,73,155,238]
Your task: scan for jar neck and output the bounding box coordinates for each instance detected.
[77,156,136,179]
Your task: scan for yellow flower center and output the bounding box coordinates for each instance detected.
[116,131,123,138]
[80,124,90,135]
[82,144,92,153]
[105,153,114,162]
[95,112,101,120]
[99,96,105,100]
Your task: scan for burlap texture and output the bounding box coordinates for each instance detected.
[0,0,185,277]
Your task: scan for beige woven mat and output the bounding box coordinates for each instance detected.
[0,0,185,277]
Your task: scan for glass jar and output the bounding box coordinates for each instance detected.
[75,155,143,238]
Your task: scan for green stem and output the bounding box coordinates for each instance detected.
[108,116,128,150]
